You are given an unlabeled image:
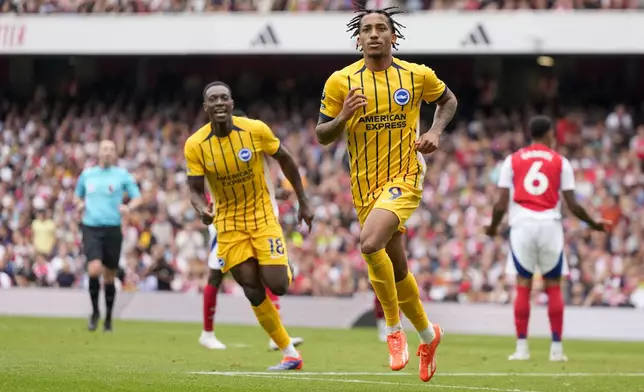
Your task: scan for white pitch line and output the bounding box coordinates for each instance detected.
[209,373,540,392]
[441,373,644,377]
[190,371,644,378]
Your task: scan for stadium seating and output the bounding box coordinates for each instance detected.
[0,82,642,308]
[1,0,642,13]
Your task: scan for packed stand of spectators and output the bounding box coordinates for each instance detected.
[2,0,643,13]
[0,84,643,309]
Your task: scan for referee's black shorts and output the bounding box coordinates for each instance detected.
[82,225,123,270]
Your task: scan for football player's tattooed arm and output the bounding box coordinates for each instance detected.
[421,66,457,135]
[315,116,348,145]
[430,88,458,134]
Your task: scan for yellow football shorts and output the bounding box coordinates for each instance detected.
[216,224,291,279]
[356,178,422,233]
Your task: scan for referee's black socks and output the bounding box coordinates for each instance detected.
[104,283,116,321]
[89,277,100,316]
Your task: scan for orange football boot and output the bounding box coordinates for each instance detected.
[417,324,444,382]
[387,330,409,371]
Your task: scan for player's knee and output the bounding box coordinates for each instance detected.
[103,269,116,284]
[516,276,533,288]
[260,265,290,296]
[87,260,102,277]
[265,280,289,297]
[360,232,384,255]
[241,285,266,307]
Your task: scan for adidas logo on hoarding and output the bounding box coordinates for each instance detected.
[461,23,491,47]
[250,24,279,47]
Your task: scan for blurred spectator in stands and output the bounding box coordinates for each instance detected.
[32,209,56,257]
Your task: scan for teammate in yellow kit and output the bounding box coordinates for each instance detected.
[315,6,458,382]
[185,81,314,370]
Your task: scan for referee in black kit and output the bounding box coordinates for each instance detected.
[74,140,141,332]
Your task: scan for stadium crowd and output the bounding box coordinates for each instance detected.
[0,0,642,13]
[0,80,643,310]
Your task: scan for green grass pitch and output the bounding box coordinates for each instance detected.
[1,316,643,392]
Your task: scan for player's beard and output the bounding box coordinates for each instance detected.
[365,47,390,60]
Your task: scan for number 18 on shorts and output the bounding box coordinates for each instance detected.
[214,224,290,274]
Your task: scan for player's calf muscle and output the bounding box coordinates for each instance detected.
[386,233,409,282]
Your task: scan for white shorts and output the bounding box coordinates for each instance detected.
[504,220,569,279]
[207,225,224,271]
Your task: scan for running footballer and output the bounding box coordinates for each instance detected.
[315,6,457,383]
[185,82,313,371]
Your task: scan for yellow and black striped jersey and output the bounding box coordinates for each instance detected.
[319,57,446,207]
[184,116,281,232]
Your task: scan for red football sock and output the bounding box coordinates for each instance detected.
[546,285,564,342]
[374,295,385,319]
[514,286,531,339]
[266,287,280,312]
[203,284,218,332]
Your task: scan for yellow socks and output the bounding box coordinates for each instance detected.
[364,249,400,328]
[396,273,435,344]
[252,297,291,351]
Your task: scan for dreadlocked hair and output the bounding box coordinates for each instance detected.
[346,4,405,51]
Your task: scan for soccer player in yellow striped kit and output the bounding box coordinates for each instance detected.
[185,81,314,370]
[316,6,458,382]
